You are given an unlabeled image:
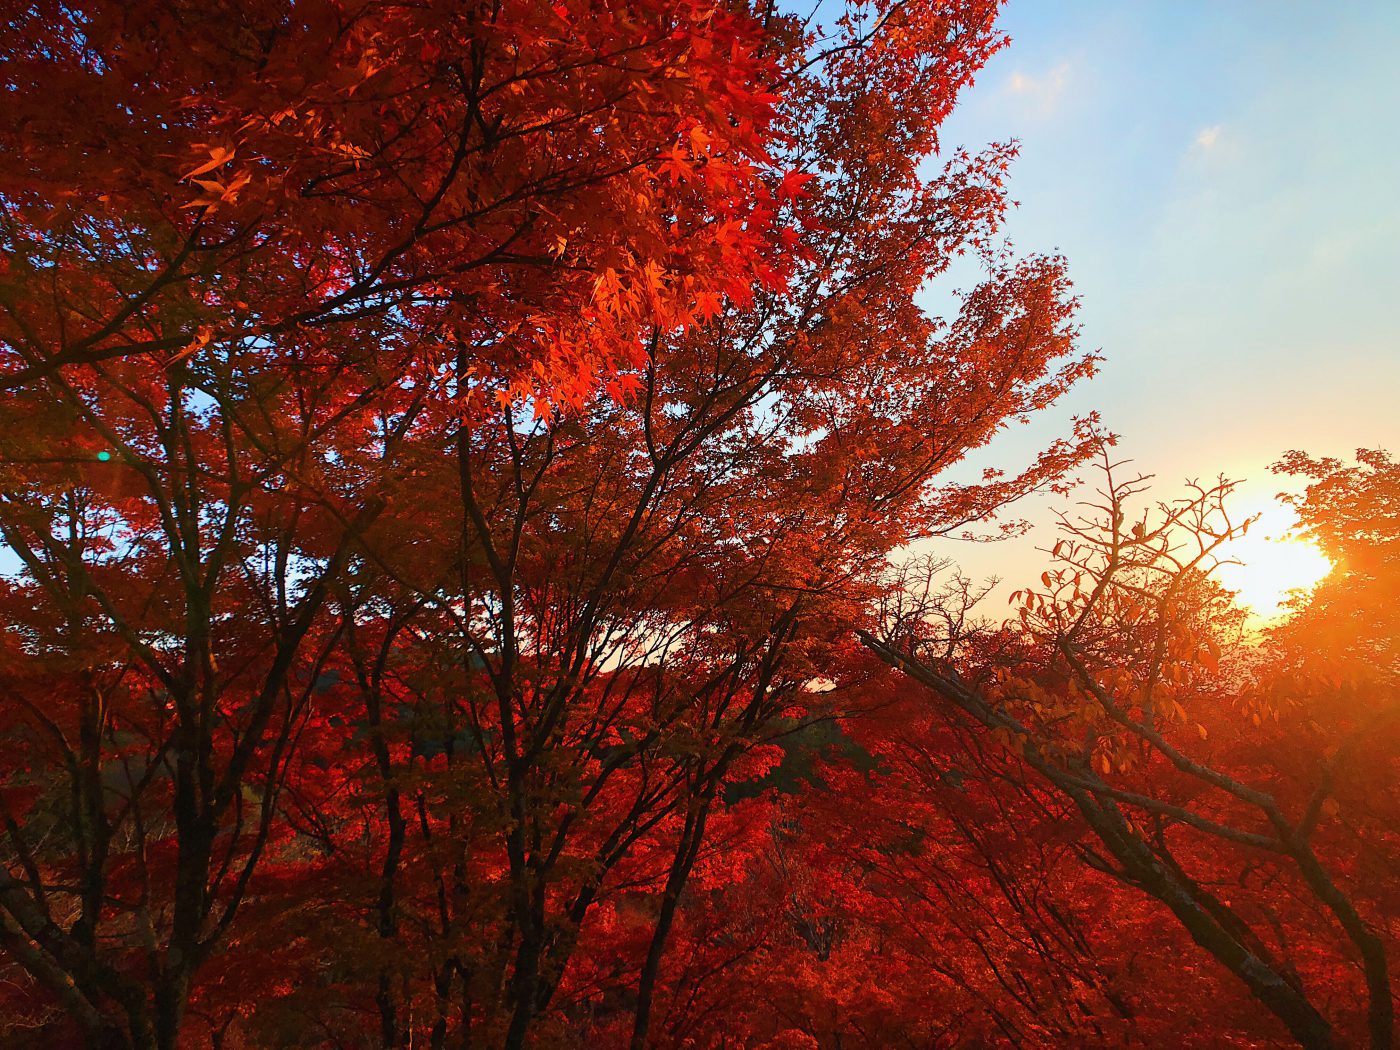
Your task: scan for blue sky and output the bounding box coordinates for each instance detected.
[920,0,1400,612]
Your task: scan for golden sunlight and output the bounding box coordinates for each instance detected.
[1214,499,1333,621]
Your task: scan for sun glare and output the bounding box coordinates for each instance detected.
[1214,499,1333,621]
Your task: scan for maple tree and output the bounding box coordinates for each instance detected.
[1,0,794,401]
[201,3,1092,1043]
[862,452,1399,1049]
[0,1,1098,1046]
[1268,449,1400,684]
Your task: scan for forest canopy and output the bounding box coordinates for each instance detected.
[0,2,1394,1048]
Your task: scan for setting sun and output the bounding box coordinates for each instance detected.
[1215,499,1334,620]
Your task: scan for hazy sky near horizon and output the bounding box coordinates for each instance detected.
[918,0,1400,613]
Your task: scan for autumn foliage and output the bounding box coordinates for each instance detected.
[0,3,1394,1049]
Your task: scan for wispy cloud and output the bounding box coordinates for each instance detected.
[1006,62,1072,116]
[1194,124,1223,150]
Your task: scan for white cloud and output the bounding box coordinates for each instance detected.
[1194,124,1223,149]
[1006,63,1072,116]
